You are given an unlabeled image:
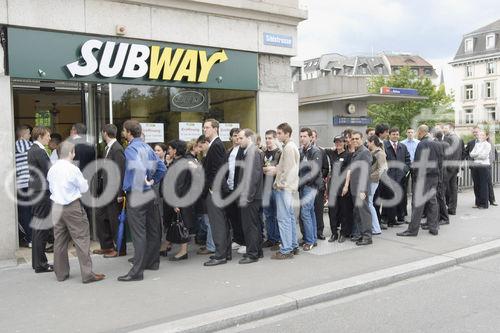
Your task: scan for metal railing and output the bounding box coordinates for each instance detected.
[458,160,500,190]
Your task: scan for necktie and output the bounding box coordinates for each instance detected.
[104,145,110,158]
[393,142,397,153]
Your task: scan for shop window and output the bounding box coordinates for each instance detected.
[112,84,257,146]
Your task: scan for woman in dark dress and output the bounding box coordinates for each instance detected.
[153,143,172,256]
[163,139,200,261]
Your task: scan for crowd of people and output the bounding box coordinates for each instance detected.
[13,119,498,283]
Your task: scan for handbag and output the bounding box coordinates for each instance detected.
[166,212,190,244]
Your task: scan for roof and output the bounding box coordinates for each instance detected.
[299,93,428,106]
[384,54,433,67]
[452,19,500,63]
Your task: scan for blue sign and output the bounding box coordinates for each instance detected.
[263,33,293,48]
[333,116,372,126]
[380,86,419,95]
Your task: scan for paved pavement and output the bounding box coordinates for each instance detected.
[1,188,499,333]
[226,252,500,333]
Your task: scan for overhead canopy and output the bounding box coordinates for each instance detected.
[299,93,428,106]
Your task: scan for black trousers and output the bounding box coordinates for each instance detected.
[95,200,126,253]
[31,191,52,270]
[206,192,231,260]
[328,194,353,237]
[408,176,439,234]
[240,200,263,259]
[444,167,459,213]
[225,197,245,245]
[473,166,490,208]
[487,165,496,204]
[126,191,161,277]
[17,187,32,243]
[314,188,325,236]
[352,192,372,240]
[382,179,406,223]
[437,177,449,223]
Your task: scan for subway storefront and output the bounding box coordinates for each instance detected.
[7,27,259,146]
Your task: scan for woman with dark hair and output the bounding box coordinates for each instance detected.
[153,143,171,256]
[164,139,197,261]
[367,135,387,235]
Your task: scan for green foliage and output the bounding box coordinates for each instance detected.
[367,67,454,137]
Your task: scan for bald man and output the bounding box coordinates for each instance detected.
[397,125,442,237]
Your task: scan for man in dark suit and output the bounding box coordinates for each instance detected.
[70,123,96,172]
[94,124,126,258]
[433,131,450,225]
[202,119,231,267]
[344,131,373,246]
[443,123,464,215]
[398,125,441,237]
[236,129,264,264]
[223,127,246,250]
[27,126,54,273]
[381,127,411,228]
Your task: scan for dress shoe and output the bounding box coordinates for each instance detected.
[380,223,388,230]
[209,254,232,261]
[128,257,135,263]
[93,248,113,255]
[243,253,264,259]
[117,274,143,282]
[397,230,418,237]
[356,238,372,246]
[491,202,498,206]
[350,235,362,242]
[197,247,214,255]
[317,234,326,240]
[271,252,293,260]
[302,243,315,251]
[239,257,258,264]
[103,250,119,258]
[35,264,54,273]
[388,220,404,227]
[448,210,456,215]
[477,206,488,210]
[429,229,439,236]
[421,225,430,230]
[169,253,188,261]
[338,235,346,243]
[372,232,381,235]
[204,258,227,266]
[83,273,105,284]
[439,220,450,225]
[328,233,339,243]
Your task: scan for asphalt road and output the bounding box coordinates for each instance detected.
[225,253,500,333]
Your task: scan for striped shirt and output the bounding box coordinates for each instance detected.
[15,139,33,189]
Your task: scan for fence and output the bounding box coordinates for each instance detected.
[458,160,500,190]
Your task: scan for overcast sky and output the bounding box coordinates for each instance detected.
[295,0,500,67]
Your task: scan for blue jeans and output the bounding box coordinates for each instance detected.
[263,190,281,243]
[299,186,318,245]
[368,182,381,234]
[200,214,215,252]
[275,189,298,254]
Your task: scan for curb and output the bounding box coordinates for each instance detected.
[132,239,500,333]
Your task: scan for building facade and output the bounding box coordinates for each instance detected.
[300,52,435,81]
[0,0,307,261]
[450,19,500,133]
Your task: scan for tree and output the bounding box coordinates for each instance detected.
[367,67,454,136]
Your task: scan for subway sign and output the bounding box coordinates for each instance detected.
[7,27,258,90]
[65,40,228,83]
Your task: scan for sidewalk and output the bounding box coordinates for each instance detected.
[1,188,499,333]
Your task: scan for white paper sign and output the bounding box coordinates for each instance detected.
[219,123,240,141]
[140,123,164,143]
[179,122,203,141]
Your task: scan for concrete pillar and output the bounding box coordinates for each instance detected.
[257,54,299,142]
[0,74,18,262]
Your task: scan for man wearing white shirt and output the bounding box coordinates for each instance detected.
[48,141,105,284]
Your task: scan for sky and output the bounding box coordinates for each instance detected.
[295,0,500,77]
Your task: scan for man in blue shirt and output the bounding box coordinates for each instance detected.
[118,120,166,282]
[400,128,420,163]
